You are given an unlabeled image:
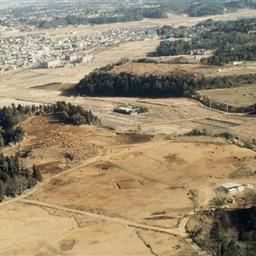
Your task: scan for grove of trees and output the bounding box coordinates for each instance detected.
[208,207,256,256]
[72,69,256,98]
[49,101,98,125]
[155,18,256,65]
[35,7,167,28]
[0,154,42,200]
[190,189,256,256]
[0,104,31,147]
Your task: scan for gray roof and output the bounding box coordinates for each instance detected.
[221,183,240,190]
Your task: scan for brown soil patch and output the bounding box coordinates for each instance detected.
[30,136,256,229]
[31,82,74,91]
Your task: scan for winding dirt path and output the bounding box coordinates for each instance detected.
[0,139,210,255]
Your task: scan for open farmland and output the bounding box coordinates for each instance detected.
[1,122,256,255]
[198,85,256,108]
[111,61,256,77]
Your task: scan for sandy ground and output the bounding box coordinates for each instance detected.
[0,202,77,256]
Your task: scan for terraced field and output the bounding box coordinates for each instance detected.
[198,85,256,108]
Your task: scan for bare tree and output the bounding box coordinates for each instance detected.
[188,189,200,212]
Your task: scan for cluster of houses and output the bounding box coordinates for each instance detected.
[0,27,158,73]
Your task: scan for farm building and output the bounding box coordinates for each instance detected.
[114,106,134,115]
[220,183,253,193]
[114,105,148,115]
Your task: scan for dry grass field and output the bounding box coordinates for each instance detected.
[198,85,256,107]
[0,115,255,255]
[29,136,256,223]
[111,61,256,77]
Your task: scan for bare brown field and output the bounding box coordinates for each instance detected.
[0,202,77,256]
[29,136,256,226]
[5,116,124,179]
[0,202,194,256]
[111,61,256,77]
[2,135,253,255]
[0,114,255,255]
[198,86,256,107]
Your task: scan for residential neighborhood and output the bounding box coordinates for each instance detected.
[0,26,158,73]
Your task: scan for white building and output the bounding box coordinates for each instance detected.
[220,183,253,193]
[40,59,60,68]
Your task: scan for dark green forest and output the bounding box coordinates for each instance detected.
[35,7,167,28]
[155,18,256,65]
[192,207,256,256]
[0,104,31,147]
[46,101,98,125]
[0,155,42,200]
[72,69,256,98]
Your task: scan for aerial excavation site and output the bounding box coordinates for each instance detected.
[0,0,256,255]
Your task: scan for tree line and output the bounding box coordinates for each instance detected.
[72,69,256,98]
[48,101,98,125]
[206,206,256,256]
[155,18,256,65]
[154,0,255,17]
[29,102,98,126]
[35,7,167,28]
